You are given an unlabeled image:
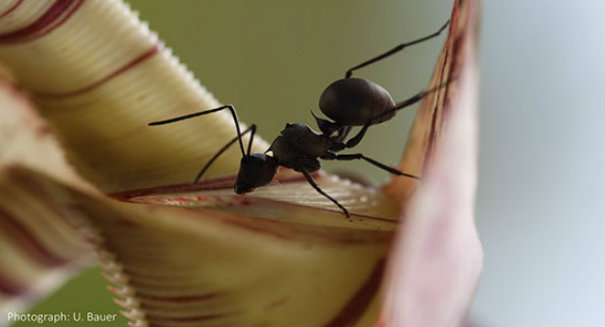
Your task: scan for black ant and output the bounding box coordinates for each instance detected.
[149,20,450,217]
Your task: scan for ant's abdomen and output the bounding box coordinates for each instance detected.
[319,78,396,126]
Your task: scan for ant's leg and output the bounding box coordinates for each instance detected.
[299,167,350,217]
[345,80,451,148]
[345,20,450,78]
[193,124,257,184]
[336,126,352,143]
[149,104,247,156]
[311,111,339,136]
[325,153,420,180]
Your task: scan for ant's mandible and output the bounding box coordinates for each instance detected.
[149,20,451,217]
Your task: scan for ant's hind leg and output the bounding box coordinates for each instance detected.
[343,79,454,149]
[298,167,350,217]
[324,153,420,180]
[344,20,450,78]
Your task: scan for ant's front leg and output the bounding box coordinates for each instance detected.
[328,142,346,152]
[298,165,350,217]
[325,126,352,153]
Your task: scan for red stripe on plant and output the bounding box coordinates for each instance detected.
[323,259,385,327]
[0,208,68,266]
[127,279,209,291]
[0,271,26,296]
[423,7,466,170]
[424,46,450,169]
[110,168,309,201]
[8,167,92,230]
[0,0,84,45]
[0,0,24,19]
[32,44,161,99]
[145,312,230,324]
[218,213,393,243]
[137,292,219,303]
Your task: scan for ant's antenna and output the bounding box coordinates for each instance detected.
[246,124,256,156]
[149,105,256,183]
[149,105,247,157]
[193,124,256,184]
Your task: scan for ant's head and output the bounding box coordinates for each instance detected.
[234,153,278,194]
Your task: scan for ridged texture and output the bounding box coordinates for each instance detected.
[0,0,266,192]
[120,171,401,224]
[0,172,93,327]
[0,1,52,34]
[0,75,94,327]
[0,165,392,327]
[85,201,390,327]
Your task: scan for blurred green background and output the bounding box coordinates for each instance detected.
[13,1,449,326]
[128,1,449,184]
